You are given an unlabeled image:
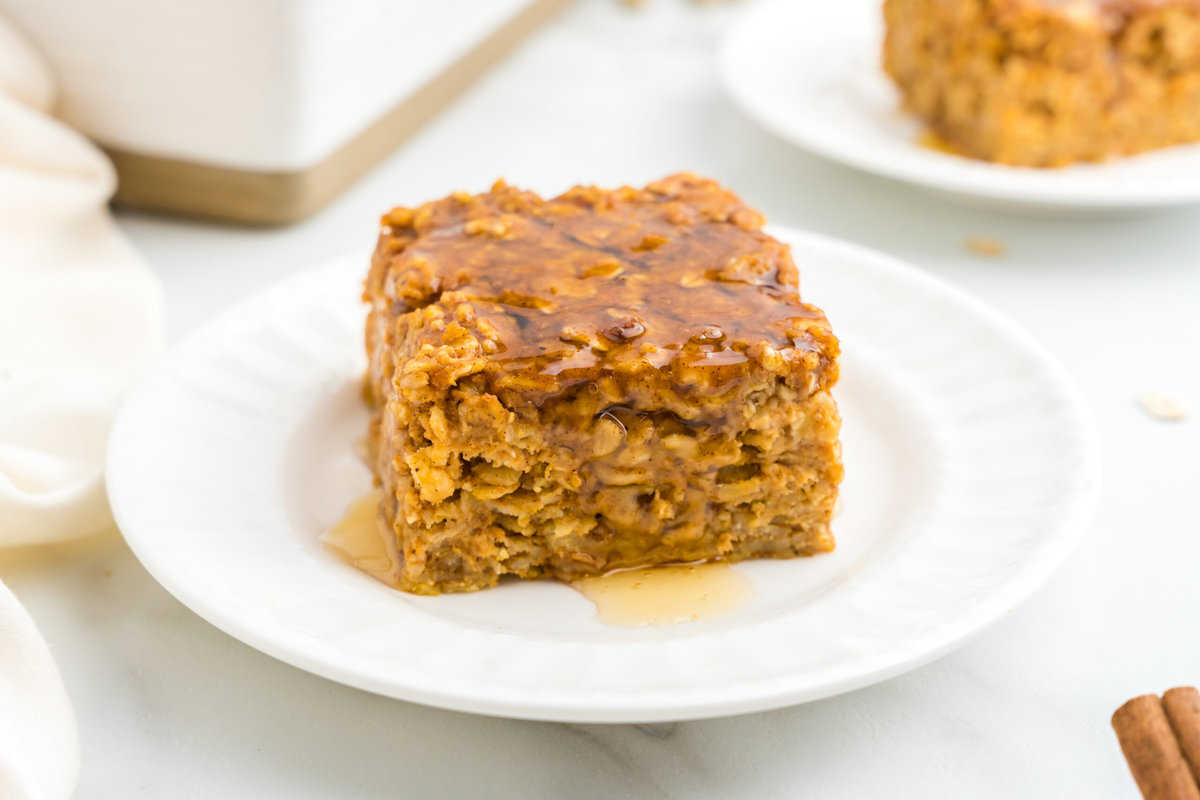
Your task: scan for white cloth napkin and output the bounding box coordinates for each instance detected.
[0,16,165,799]
[0,582,78,799]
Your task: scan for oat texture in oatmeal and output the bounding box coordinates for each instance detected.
[362,173,842,594]
[883,0,1200,166]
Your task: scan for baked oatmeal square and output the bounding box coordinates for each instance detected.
[363,173,841,594]
[884,0,1200,165]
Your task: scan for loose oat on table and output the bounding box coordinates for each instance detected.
[363,173,842,594]
[965,236,1007,257]
[1139,392,1191,421]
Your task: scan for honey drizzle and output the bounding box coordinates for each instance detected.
[571,562,752,627]
[321,490,400,586]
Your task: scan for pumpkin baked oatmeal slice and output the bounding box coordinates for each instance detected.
[883,0,1200,166]
[363,173,841,594]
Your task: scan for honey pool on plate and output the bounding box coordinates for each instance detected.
[324,492,753,627]
[572,563,752,627]
[321,489,398,585]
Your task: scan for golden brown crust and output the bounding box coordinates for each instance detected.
[883,0,1200,166]
[363,174,842,594]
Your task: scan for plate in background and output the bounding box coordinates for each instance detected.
[106,229,1098,722]
[720,0,1200,212]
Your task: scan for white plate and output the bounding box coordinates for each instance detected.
[106,229,1098,723]
[720,0,1200,212]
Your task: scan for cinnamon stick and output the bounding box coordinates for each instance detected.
[1164,688,1200,788]
[1113,694,1200,800]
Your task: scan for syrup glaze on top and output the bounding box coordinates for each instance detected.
[366,173,838,402]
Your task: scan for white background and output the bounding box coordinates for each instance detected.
[3,0,1198,796]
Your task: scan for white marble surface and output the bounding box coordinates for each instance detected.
[3,0,1198,796]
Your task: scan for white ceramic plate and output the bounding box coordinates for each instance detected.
[107,229,1098,723]
[721,1,1200,211]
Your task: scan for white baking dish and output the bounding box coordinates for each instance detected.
[0,0,567,222]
